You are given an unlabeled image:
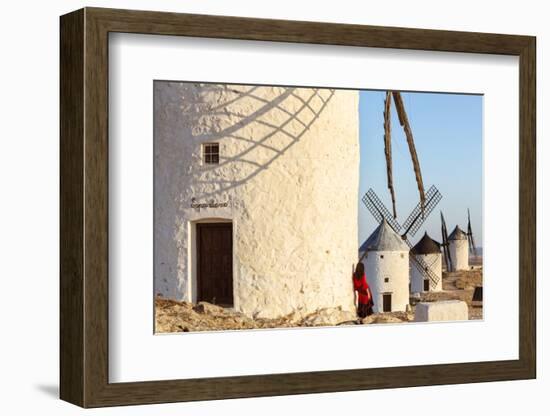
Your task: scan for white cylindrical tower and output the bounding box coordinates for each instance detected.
[448,225,469,271]
[360,220,410,313]
[154,82,360,318]
[410,232,443,293]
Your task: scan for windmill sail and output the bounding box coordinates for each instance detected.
[362,189,402,234]
[361,187,443,289]
[467,209,477,256]
[377,90,426,218]
[401,185,442,238]
[383,91,397,218]
[392,91,426,215]
[440,211,453,271]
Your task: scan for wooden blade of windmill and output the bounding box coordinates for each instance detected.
[444,241,453,272]
[440,211,453,271]
[383,91,397,218]
[467,209,477,256]
[362,188,402,233]
[401,185,442,238]
[392,91,426,215]
[440,215,449,269]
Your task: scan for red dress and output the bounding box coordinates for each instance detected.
[353,273,372,305]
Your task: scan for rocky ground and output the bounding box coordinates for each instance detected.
[155,299,425,333]
[155,298,358,333]
[155,269,482,333]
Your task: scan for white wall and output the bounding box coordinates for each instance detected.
[0,1,547,415]
[154,83,359,317]
[449,239,469,271]
[363,250,410,312]
[411,253,443,292]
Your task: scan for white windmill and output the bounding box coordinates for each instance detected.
[410,232,443,292]
[361,185,443,293]
[440,210,478,272]
[359,219,410,313]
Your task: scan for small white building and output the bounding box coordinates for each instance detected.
[360,220,410,313]
[410,232,442,292]
[448,225,469,271]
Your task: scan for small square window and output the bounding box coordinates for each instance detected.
[384,277,389,283]
[380,255,384,259]
[202,143,219,164]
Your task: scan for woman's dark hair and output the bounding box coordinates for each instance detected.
[354,262,365,280]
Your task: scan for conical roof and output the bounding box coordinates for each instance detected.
[411,232,441,255]
[449,225,468,240]
[360,219,409,252]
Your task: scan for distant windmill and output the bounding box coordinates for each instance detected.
[410,232,443,293]
[440,209,477,271]
[361,185,442,289]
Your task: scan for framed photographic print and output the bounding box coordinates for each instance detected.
[60,7,536,408]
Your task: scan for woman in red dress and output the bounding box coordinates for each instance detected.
[353,262,374,318]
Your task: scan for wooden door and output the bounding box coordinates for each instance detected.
[197,223,233,306]
[383,293,392,312]
[423,279,430,291]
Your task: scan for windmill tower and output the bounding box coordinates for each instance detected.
[442,209,478,272]
[360,219,410,313]
[155,83,359,318]
[410,232,443,292]
[448,225,469,271]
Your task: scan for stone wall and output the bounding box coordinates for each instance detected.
[154,82,359,318]
[414,300,468,322]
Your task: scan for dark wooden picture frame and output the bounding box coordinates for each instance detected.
[60,7,536,408]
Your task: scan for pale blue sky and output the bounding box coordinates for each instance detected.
[358,90,483,247]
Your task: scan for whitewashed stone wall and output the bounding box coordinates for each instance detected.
[154,82,359,318]
[362,250,409,312]
[414,300,468,322]
[449,239,469,271]
[410,253,443,292]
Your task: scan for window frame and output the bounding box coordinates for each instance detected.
[202,142,220,165]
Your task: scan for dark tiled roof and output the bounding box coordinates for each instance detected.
[411,232,441,255]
